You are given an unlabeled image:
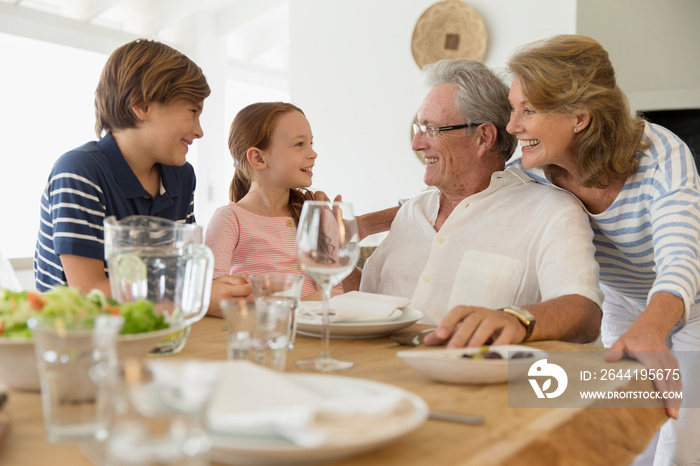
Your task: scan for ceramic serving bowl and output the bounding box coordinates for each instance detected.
[0,323,187,391]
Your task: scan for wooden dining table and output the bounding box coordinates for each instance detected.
[0,316,668,466]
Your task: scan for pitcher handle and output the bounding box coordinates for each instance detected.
[182,243,215,326]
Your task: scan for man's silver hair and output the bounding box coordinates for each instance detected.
[422,58,517,160]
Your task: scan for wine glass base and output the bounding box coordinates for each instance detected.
[296,357,354,372]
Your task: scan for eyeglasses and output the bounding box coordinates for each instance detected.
[412,122,483,139]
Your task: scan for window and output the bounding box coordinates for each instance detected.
[0,32,106,259]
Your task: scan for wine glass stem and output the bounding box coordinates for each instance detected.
[320,284,332,362]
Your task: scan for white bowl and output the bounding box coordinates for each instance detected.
[397,345,548,385]
[0,323,186,391]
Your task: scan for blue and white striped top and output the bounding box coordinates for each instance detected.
[512,122,700,324]
[33,135,196,292]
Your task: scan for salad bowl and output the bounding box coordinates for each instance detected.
[0,322,188,391]
[0,286,190,391]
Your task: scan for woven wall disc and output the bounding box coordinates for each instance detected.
[411,0,488,68]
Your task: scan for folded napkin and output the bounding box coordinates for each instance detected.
[298,291,410,323]
[206,361,409,448]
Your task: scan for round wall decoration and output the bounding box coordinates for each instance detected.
[411,0,488,68]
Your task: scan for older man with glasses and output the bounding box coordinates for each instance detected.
[358,58,604,348]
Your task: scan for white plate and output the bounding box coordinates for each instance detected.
[397,345,549,385]
[209,374,428,465]
[296,307,423,339]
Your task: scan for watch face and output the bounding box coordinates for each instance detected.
[502,307,535,340]
[511,307,535,322]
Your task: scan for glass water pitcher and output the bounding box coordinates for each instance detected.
[103,216,214,355]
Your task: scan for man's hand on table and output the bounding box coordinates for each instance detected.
[207,274,252,318]
[423,305,526,348]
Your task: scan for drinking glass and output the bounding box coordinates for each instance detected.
[295,201,360,371]
[29,314,123,444]
[221,298,291,372]
[249,273,305,349]
[105,359,220,465]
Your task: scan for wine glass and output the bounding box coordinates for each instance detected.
[295,201,360,371]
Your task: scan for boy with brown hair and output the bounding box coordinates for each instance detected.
[34,39,232,298]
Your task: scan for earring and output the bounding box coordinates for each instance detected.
[574,127,579,133]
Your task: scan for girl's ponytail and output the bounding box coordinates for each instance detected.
[288,188,316,226]
[229,167,252,202]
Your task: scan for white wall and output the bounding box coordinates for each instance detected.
[577,0,700,112]
[288,0,577,224]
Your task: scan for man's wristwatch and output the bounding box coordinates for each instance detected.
[500,306,536,341]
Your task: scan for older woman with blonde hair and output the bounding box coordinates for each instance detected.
[507,34,699,465]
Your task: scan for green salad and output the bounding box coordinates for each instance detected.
[0,286,169,339]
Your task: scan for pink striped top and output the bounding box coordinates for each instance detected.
[204,202,339,297]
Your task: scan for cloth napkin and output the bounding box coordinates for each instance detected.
[298,291,410,323]
[206,361,409,448]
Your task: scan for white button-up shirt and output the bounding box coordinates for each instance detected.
[360,166,604,325]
